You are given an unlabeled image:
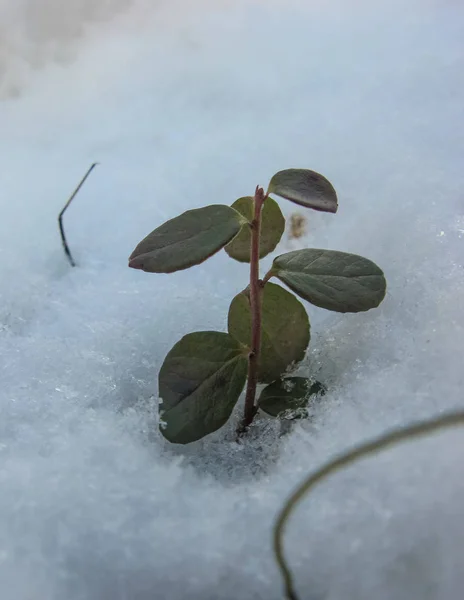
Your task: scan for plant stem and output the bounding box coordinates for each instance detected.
[273,409,464,600]
[241,186,266,431]
[262,269,274,286]
[58,162,98,267]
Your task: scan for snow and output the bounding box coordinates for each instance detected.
[0,0,463,598]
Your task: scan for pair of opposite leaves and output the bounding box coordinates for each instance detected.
[128,168,338,273]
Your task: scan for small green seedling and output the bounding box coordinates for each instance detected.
[128,169,387,444]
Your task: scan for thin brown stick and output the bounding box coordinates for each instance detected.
[240,186,266,432]
[273,410,464,600]
[58,162,98,266]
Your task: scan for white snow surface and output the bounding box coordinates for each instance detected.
[1,0,464,598]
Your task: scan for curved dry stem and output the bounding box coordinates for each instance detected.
[273,410,464,600]
[58,162,98,266]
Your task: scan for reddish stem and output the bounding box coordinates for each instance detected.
[261,269,274,286]
[241,186,266,431]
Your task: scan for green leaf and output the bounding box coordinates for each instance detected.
[267,168,338,213]
[272,249,386,313]
[158,331,248,444]
[258,377,326,419]
[129,205,246,273]
[224,196,285,262]
[228,282,310,383]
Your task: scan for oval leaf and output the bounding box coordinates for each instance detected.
[224,196,285,262]
[158,331,247,444]
[267,168,338,213]
[258,377,326,418]
[272,249,386,313]
[228,282,310,383]
[129,205,245,273]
